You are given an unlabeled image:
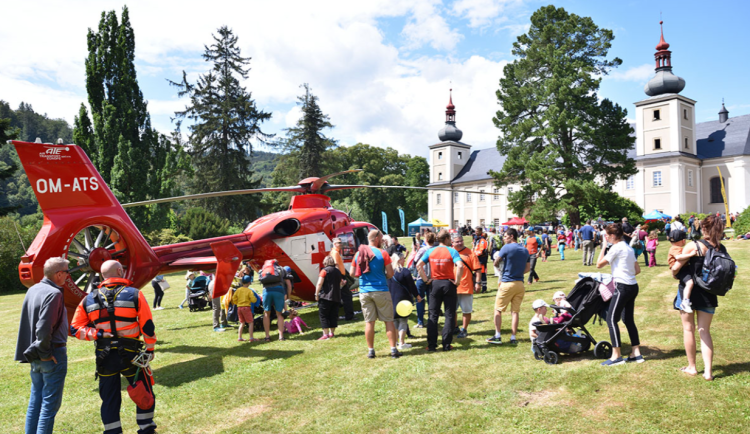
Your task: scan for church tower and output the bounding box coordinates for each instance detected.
[633,21,698,214]
[428,89,470,223]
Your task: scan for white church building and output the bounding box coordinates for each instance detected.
[428,22,750,228]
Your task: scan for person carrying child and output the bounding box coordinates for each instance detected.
[646,230,659,267]
[315,255,342,340]
[284,309,311,335]
[668,230,694,313]
[230,275,258,342]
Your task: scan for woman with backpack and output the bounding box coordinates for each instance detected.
[671,215,729,381]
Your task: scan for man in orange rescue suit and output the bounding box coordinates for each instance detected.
[71,260,157,434]
[473,226,489,293]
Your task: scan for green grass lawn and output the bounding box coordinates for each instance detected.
[2,240,749,433]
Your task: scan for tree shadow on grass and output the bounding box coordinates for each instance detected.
[153,344,303,387]
[713,361,750,379]
[166,323,211,331]
[637,346,685,361]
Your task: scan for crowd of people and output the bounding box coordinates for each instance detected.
[14,212,734,433]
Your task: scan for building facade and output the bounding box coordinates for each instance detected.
[428,22,750,228]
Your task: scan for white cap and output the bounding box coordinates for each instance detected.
[532,299,549,310]
[553,291,566,300]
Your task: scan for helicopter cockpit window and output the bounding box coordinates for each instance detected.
[338,233,356,261]
[354,227,369,246]
[273,218,301,236]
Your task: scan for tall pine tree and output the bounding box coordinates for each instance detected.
[170,26,272,222]
[492,6,636,225]
[74,7,181,228]
[282,83,334,179]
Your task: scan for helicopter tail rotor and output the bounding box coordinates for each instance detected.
[11,140,162,322]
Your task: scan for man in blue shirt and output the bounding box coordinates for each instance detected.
[351,229,400,359]
[487,229,530,345]
[579,220,596,266]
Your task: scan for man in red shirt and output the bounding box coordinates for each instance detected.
[473,227,489,293]
[417,229,464,351]
[452,233,481,338]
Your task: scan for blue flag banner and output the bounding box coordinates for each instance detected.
[399,209,405,233]
[382,211,388,234]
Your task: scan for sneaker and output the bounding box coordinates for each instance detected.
[509,338,518,345]
[179,305,184,309]
[318,334,330,340]
[457,330,468,339]
[486,336,503,345]
[626,355,645,363]
[415,323,424,328]
[601,358,625,366]
[398,343,412,350]
[367,352,376,359]
[391,350,403,359]
[442,344,453,351]
[679,299,693,313]
[213,327,226,332]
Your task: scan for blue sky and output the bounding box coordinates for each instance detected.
[1,0,748,158]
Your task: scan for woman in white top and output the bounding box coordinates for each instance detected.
[596,223,643,366]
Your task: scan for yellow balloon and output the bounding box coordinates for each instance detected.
[396,300,413,317]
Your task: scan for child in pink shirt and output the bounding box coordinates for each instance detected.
[646,230,659,267]
[284,310,311,334]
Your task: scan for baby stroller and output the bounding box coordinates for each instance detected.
[532,277,613,364]
[188,275,211,312]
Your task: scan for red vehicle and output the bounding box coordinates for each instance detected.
[12,139,497,321]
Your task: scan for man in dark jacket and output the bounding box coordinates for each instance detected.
[15,257,72,434]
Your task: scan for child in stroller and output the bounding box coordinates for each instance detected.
[531,277,614,364]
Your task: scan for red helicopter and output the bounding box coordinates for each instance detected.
[10,139,488,321]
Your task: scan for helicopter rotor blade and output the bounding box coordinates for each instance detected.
[309,169,363,192]
[321,184,504,196]
[121,186,307,208]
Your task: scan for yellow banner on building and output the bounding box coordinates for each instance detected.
[717,167,731,228]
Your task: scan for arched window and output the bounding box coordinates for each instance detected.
[710,177,725,203]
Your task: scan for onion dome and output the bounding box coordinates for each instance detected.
[438,89,463,142]
[644,21,686,97]
[719,101,729,123]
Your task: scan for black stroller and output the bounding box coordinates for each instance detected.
[532,277,613,364]
[188,275,211,312]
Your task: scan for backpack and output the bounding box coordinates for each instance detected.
[259,259,283,285]
[693,240,735,296]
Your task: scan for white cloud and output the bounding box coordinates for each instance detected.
[452,0,521,28]
[0,0,510,158]
[608,64,654,82]
[401,0,463,51]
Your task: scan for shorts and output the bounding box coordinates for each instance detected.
[495,281,525,313]
[673,287,716,314]
[262,290,285,312]
[457,294,473,314]
[360,291,394,323]
[238,306,254,324]
[394,317,408,332]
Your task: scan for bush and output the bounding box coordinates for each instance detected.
[176,207,234,240]
[144,228,193,247]
[733,206,750,236]
[643,220,665,233]
[678,212,707,223]
[0,216,38,292]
